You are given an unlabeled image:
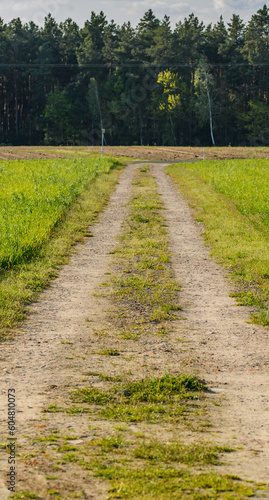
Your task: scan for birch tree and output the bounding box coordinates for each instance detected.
[194,59,216,146]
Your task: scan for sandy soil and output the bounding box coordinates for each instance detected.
[88,145,269,162]
[153,165,269,483]
[0,163,268,498]
[0,145,269,162]
[0,164,137,499]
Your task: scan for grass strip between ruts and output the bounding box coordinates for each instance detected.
[107,164,182,338]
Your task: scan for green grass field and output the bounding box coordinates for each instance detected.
[176,159,269,228]
[166,159,269,325]
[0,157,117,269]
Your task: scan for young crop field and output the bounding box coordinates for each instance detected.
[175,159,269,227]
[0,158,117,269]
[166,159,269,325]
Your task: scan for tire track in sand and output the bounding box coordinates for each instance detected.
[152,164,269,484]
[0,164,137,499]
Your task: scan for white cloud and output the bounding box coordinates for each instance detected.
[0,0,267,27]
[12,1,40,12]
[213,0,263,12]
[165,3,189,12]
[130,0,188,10]
[132,0,166,9]
[213,0,225,9]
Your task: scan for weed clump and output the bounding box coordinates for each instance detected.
[122,374,206,403]
[70,374,205,423]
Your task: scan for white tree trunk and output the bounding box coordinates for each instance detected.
[204,70,215,146]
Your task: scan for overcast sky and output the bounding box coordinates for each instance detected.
[0,0,267,28]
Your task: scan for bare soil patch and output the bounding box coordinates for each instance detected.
[0,163,268,499]
[0,145,269,162]
[89,145,269,162]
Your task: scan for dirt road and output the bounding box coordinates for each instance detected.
[0,163,268,498]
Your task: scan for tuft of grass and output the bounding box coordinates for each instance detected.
[58,444,79,452]
[252,308,269,326]
[99,374,123,382]
[133,440,229,465]
[34,432,60,442]
[99,348,121,356]
[83,370,100,376]
[97,435,126,452]
[69,374,205,422]
[10,493,40,500]
[121,374,206,403]
[47,489,62,497]
[70,386,113,405]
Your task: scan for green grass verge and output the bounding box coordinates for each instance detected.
[0,157,118,268]
[0,159,123,340]
[166,161,269,325]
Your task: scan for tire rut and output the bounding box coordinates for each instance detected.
[0,164,137,499]
[152,163,269,483]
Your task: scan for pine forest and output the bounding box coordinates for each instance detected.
[0,6,269,147]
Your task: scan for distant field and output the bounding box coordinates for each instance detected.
[0,145,269,162]
[0,157,115,269]
[166,159,269,325]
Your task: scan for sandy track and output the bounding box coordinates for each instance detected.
[0,164,137,498]
[152,165,269,483]
[0,162,268,498]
